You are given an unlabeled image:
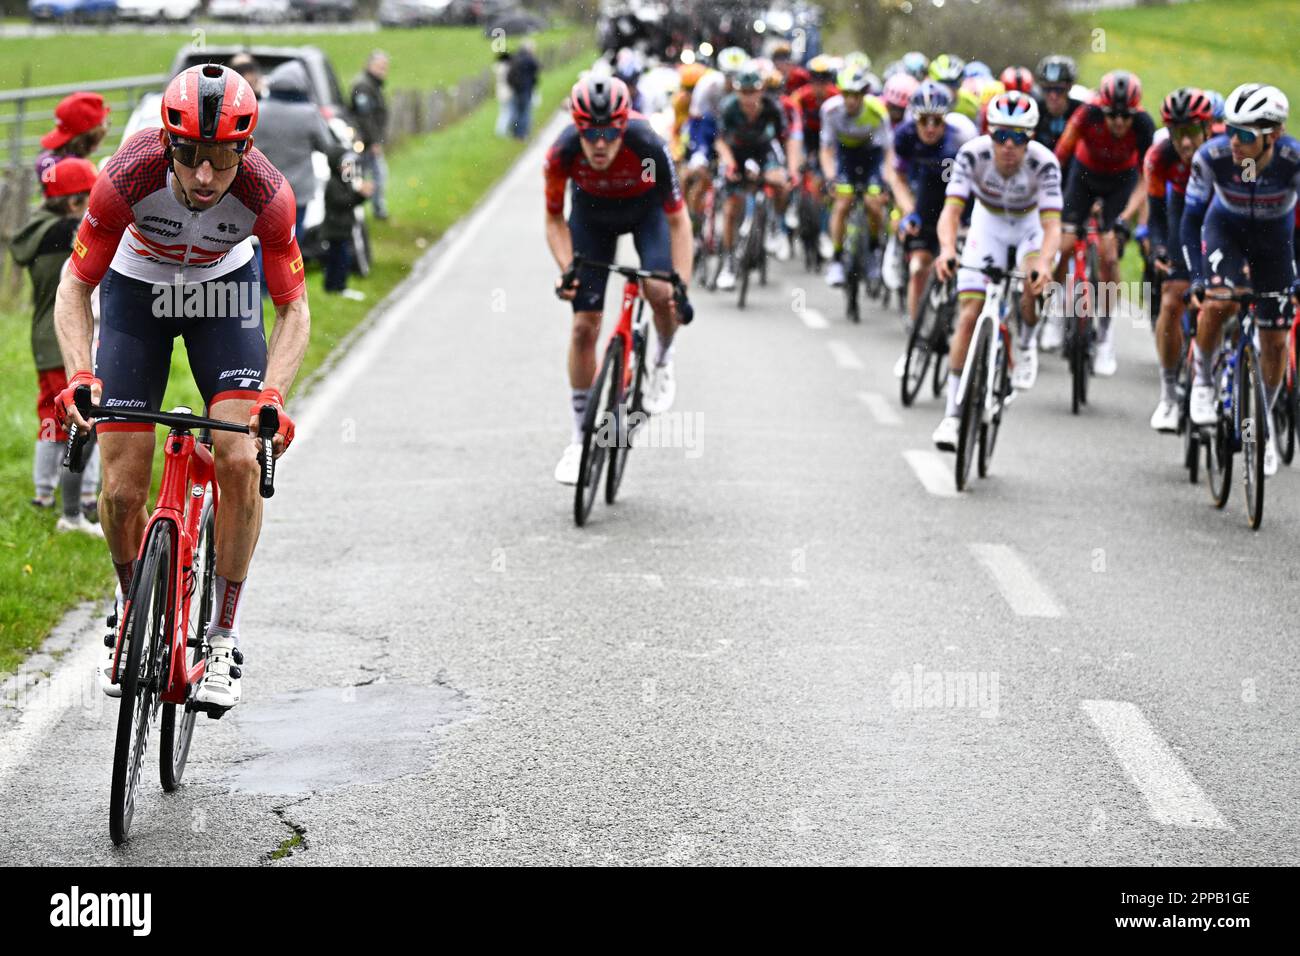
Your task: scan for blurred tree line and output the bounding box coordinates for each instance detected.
[823,0,1088,69]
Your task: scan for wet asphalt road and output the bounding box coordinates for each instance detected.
[2,116,1298,865]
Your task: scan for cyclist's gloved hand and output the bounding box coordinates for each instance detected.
[56,370,101,431]
[1186,282,1206,307]
[672,275,694,325]
[899,212,922,237]
[1112,220,1131,244]
[555,262,579,301]
[249,387,295,458]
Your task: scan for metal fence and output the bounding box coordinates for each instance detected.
[0,32,590,301]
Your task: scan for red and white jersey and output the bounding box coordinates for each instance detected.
[70,130,305,305]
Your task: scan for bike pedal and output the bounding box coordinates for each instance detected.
[103,632,115,648]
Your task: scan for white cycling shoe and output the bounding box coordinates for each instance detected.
[1264,434,1279,477]
[773,231,792,261]
[1190,384,1217,426]
[716,263,737,291]
[932,415,960,452]
[1039,311,1065,352]
[57,513,104,538]
[825,259,845,288]
[643,361,676,415]
[99,586,126,699]
[1150,399,1179,433]
[195,634,242,710]
[554,442,582,485]
[1094,334,1118,377]
[1012,342,1038,390]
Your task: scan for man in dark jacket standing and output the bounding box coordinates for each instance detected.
[351,51,390,220]
[256,61,338,238]
[506,40,540,140]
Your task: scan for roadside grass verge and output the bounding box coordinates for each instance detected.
[0,49,592,675]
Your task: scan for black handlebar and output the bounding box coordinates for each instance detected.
[61,384,277,498]
[561,255,694,325]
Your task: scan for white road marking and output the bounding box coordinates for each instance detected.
[858,391,901,426]
[828,340,864,370]
[903,449,958,498]
[800,308,829,330]
[968,543,1062,617]
[1081,700,1231,829]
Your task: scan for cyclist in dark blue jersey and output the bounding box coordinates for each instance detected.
[1181,83,1300,476]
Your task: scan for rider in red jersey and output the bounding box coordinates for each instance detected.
[1049,70,1155,375]
[54,64,309,709]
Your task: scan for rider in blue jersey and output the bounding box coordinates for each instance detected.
[1181,83,1300,476]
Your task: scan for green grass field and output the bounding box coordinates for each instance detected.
[0,23,580,92]
[0,48,592,676]
[1079,0,1300,111]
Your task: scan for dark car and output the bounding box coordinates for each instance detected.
[289,0,356,21]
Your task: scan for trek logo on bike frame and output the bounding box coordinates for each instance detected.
[49,886,152,936]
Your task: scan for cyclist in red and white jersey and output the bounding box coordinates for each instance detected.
[54,64,308,710]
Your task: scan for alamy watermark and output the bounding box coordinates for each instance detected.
[151,278,260,323]
[592,406,704,459]
[890,663,1000,719]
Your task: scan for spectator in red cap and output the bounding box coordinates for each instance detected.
[35,92,111,182]
[11,156,103,536]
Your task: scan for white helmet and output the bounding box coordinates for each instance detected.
[986,90,1039,131]
[717,46,749,76]
[1224,83,1289,129]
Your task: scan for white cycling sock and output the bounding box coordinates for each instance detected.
[1266,382,1281,415]
[654,336,675,368]
[1161,368,1179,403]
[1018,321,1036,349]
[209,576,245,647]
[1193,342,1211,386]
[571,389,588,445]
[946,373,961,418]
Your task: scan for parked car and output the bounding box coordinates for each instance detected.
[28,0,117,23]
[288,0,356,21]
[378,0,452,27]
[483,8,546,36]
[115,0,200,22]
[207,0,292,23]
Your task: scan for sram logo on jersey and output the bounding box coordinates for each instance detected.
[151,279,259,319]
[140,215,184,238]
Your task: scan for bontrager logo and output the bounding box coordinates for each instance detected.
[49,886,151,936]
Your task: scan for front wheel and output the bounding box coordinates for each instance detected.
[1241,345,1266,530]
[978,331,1010,477]
[901,280,938,406]
[110,523,174,846]
[575,340,620,527]
[160,493,213,791]
[956,318,990,492]
[606,326,648,504]
[1274,370,1295,466]
[1206,414,1233,510]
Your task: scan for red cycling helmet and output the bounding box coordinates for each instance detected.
[999,66,1034,94]
[1098,70,1142,112]
[1161,87,1214,126]
[569,74,632,129]
[161,64,258,143]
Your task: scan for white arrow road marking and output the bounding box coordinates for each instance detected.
[828,340,864,370]
[858,391,901,426]
[1081,700,1231,829]
[799,308,828,330]
[968,543,1062,617]
[903,449,958,498]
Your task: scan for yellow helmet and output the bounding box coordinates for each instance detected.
[679,62,707,91]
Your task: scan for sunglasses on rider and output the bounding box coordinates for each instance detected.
[1104,109,1133,120]
[1227,124,1262,144]
[1171,123,1205,141]
[169,138,247,171]
[580,125,625,143]
[990,128,1031,146]
[916,114,945,128]
[1043,85,1070,96]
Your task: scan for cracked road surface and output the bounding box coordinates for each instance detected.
[2,116,1299,865]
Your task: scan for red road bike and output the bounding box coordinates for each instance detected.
[65,386,279,845]
[560,255,692,527]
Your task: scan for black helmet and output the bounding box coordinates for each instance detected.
[1035,54,1077,86]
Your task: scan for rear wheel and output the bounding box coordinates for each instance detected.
[160,492,213,792]
[606,323,648,504]
[1181,358,1200,483]
[1241,344,1266,530]
[1206,408,1232,510]
[575,341,620,527]
[110,524,173,846]
[1274,366,1295,465]
[956,318,990,492]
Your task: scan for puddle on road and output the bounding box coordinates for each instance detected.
[228,680,471,795]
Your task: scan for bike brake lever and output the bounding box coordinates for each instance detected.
[256,405,278,499]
